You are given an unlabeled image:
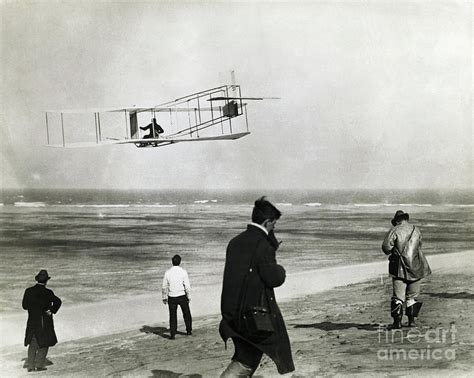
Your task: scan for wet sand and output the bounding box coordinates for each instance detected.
[0,250,472,376]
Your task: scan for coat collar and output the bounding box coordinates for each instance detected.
[247,223,269,238]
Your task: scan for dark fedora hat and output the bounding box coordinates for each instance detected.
[391,210,409,226]
[35,269,51,283]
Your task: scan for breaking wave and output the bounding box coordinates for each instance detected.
[14,202,46,207]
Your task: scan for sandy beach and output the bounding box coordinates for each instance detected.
[1,250,472,376]
[2,0,473,375]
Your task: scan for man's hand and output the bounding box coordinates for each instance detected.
[45,310,52,316]
[162,299,168,305]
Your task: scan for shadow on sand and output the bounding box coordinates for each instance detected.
[424,291,474,300]
[150,370,202,378]
[293,321,379,331]
[22,357,53,369]
[140,326,171,339]
[140,325,188,339]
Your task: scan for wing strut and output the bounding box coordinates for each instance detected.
[226,86,233,134]
[45,113,50,145]
[61,113,65,147]
[97,113,102,142]
[124,110,128,140]
[94,113,99,144]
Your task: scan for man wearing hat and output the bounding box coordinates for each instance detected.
[382,211,431,329]
[22,270,62,372]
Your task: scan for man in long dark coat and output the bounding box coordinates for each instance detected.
[22,270,62,372]
[220,197,294,376]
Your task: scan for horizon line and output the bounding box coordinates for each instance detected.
[1,187,473,193]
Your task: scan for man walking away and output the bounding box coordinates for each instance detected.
[382,210,431,329]
[219,197,294,376]
[22,270,62,372]
[162,255,192,339]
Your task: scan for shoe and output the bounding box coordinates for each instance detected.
[27,368,34,372]
[36,367,47,371]
[391,316,402,329]
[169,335,175,340]
[406,302,422,327]
[186,331,192,335]
[407,316,418,327]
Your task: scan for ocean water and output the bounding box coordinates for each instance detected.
[0,189,472,314]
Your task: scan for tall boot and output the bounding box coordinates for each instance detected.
[390,300,403,329]
[406,302,422,327]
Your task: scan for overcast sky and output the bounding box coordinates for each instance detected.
[1,1,472,191]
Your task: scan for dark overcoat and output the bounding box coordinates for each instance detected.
[22,284,62,348]
[219,225,294,374]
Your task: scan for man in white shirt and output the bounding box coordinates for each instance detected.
[162,255,192,339]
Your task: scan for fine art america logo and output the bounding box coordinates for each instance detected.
[376,324,457,361]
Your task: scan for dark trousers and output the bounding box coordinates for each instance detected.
[168,295,192,336]
[28,336,49,369]
[231,337,263,374]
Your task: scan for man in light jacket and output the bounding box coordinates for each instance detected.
[382,210,431,329]
[162,255,192,339]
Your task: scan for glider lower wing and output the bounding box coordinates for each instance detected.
[46,132,250,148]
[115,131,251,145]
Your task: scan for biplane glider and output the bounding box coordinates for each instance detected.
[45,82,276,148]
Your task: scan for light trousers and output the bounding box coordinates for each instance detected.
[27,336,49,370]
[221,360,254,377]
[392,278,421,307]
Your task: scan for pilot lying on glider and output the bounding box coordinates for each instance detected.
[141,118,164,139]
